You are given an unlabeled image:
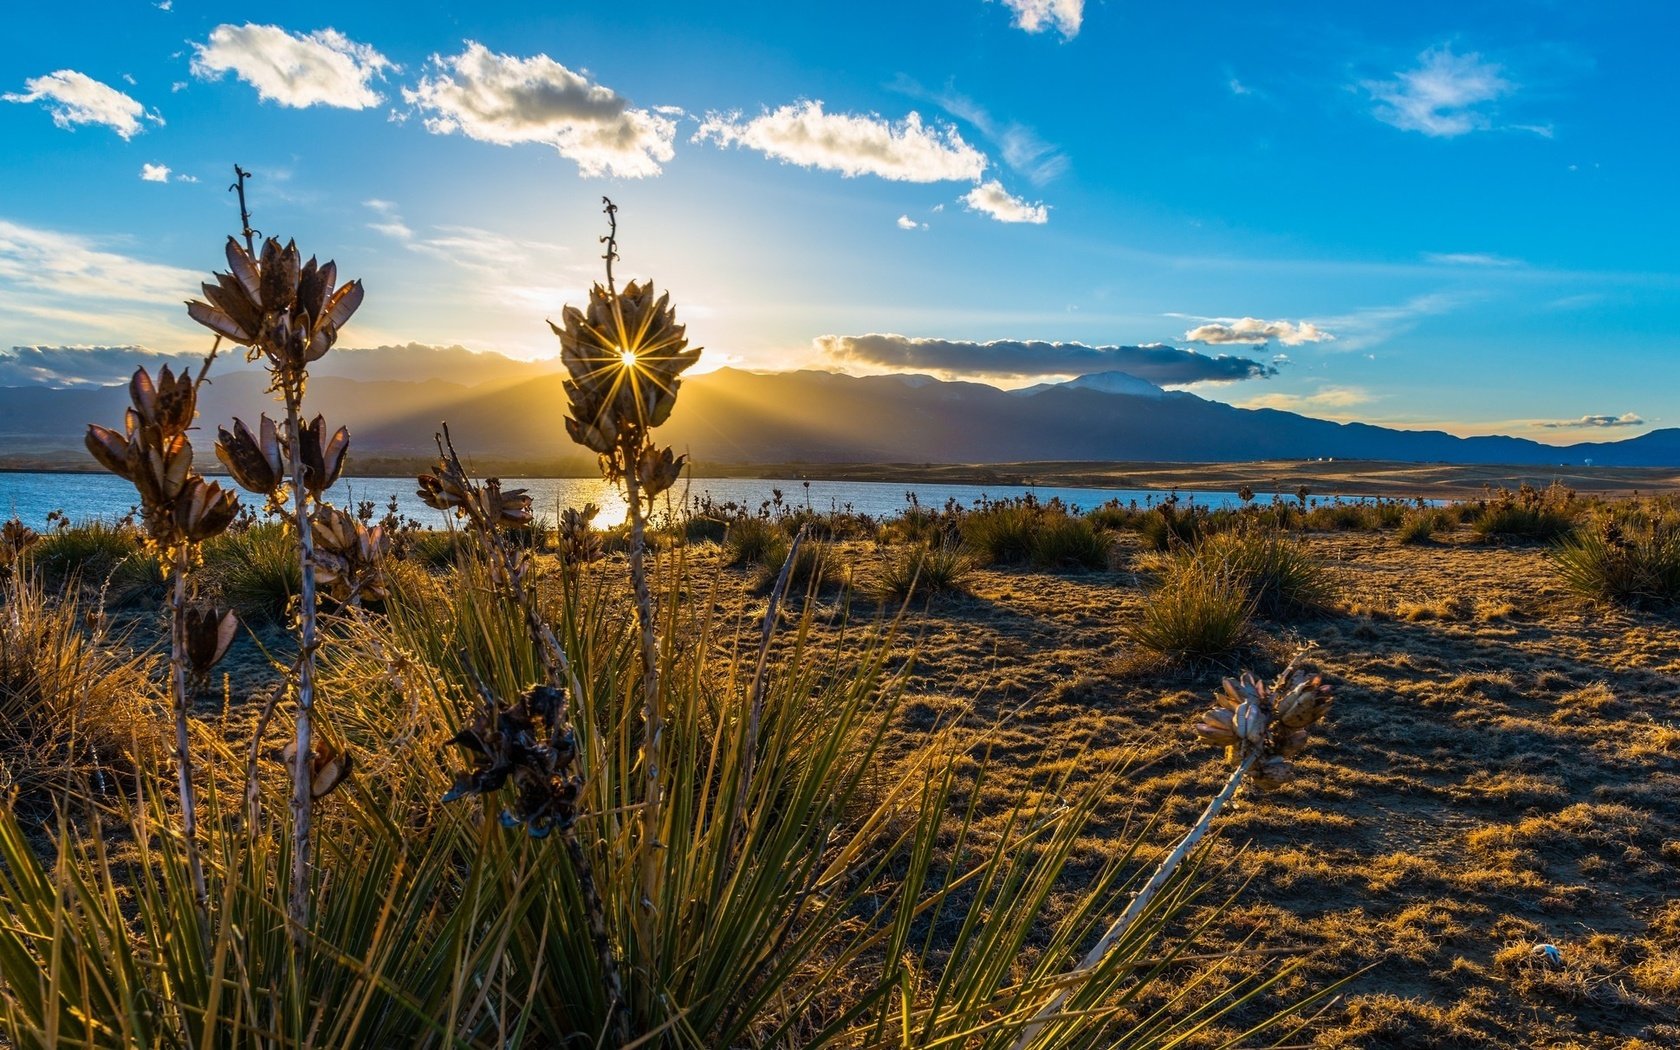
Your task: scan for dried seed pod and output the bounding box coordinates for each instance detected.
[1195,708,1239,748]
[1249,755,1294,791]
[310,504,390,604]
[85,424,134,479]
[215,415,285,496]
[297,415,349,497]
[282,738,354,799]
[442,684,580,837]
[174,477,239,543]
[183,605,238,678]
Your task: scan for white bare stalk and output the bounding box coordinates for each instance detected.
[169,546,209,923]
[624,449,664,969]
[1010,748,1261,1049]
[284,396,319,946]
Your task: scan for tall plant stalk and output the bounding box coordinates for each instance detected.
[282,392,319,938]
[167,546,208,918]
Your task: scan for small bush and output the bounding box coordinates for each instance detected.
[874,541,973,601]
[1396,510,1441,545]
[682,515,729,544]
[723,516,784,567]
[753,537,841,593]
[0,573,161,794]
[24,520,163,604]
[1128,563,1252,663]
[1472,484,1579,542]
[204,522,301,624]
[1178,527,1333,618]
[406,528,471,571]
[1030,516,1112,571]
[961,505,1038,565]
[1552,520,1680,608]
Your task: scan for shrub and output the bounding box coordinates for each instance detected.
[1128,563,1252,664]
[24,520,163,604]
[203,521,300,624]
[1552,519,1680,608]
[723,516,783,567]
[1472,484,1579,542]
[961,504,1038,564]
[1178,527,1333,618]
[753,536,841,593]
[0,573,161,795]
[1396,510,1441,545]
[1030,515,1112,570]
[874,540,973,601]
[406,527,471,571]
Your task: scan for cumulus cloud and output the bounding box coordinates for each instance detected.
[191,23,392,109]
[997,0,1083,38]
[961,180,1048,224]
[1362,46,1512,137]
[404,43,676,177]
[1184,317,1335,346]
[140,163,171,182]
[695,101,986,183]
[1535,413,1645,430]
[816,333,1276,384]
[0,346,206,388]
[896,215,925,230]
[3,70,159,138]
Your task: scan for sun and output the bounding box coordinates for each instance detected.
[619,348,638,368]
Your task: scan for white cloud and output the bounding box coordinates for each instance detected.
[1184,317,1335,346]
[155,0,172,9]
[191,23,392,109]
[139,163,171,182]
[170,81,187,93]
[1362,46,1512,138]
[0,219,207,348]
[1423,251,1520,267]
[695,101,986,183]
[1238,386,1373,415]
[896,214,926,231]
[1535,413,1644,430]
[404,43,676,178]
[916,82,1066,185]
[177,173,199,183]
[997,0,1083,38]
[3,70,159,139]
[961,181,1048,223]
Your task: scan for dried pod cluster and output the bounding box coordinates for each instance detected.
[84,366,239,550]
[1194,661,1334,791]
[311,505,391,604]
[550,278,700,501]
[442,684,581,838]
[417,465,533,531]
[1,518,40,572]
[187,236,364,396]
[558,503,603,566]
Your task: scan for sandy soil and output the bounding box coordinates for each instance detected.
[156,522,1680,1047]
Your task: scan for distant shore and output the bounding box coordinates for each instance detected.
[5,453,1677,499]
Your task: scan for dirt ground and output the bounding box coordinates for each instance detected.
[169,521,1680,1047]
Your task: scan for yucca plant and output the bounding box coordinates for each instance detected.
[186,168,368,933]
[1175,526,1333,619]
[874,538,973,601]
[1030,514,1112,570]
[1128,562,1253,664]
[84,361,240,916]
[1552,516,1680,608]
[202,520,303,623]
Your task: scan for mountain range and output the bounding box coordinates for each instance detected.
[3,366,1678,469]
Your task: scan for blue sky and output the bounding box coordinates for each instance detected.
[2,1,1676,440]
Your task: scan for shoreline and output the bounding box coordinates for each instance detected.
[6,456,1678,499]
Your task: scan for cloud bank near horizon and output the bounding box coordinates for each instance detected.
[815,333,1277,383]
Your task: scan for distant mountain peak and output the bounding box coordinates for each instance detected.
[1013,370,1167,399]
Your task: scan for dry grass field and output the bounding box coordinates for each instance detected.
[172,518,1680,1046]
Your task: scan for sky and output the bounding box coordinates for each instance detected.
[2,1,1677,442]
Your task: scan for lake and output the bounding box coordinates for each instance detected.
[0,471,1387,530]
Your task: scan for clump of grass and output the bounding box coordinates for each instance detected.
[874,541,973,601]
[1396,509,1442,544]
[24,520,164,604]
[1128,562,1252,664]
[0,573,160,795]
[1178,526,1334,618]
[960,504,1039,564]
[753,536,841,593]
[723,516,783,567]
[203,521,300,624]
[1030,515,1112,570]
[406,527,471,571]
[1552,518,1680,608]
[1472,483,1578,542]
